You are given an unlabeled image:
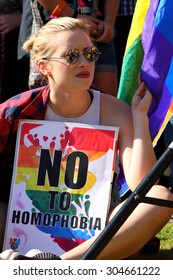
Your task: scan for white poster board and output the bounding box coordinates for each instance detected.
[3,120,119,255]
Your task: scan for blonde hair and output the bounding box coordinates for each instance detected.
[23,17,91,64]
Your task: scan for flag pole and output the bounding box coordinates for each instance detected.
[81,141,173,260]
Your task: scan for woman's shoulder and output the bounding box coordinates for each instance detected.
[101,92,131,113]
[100,92,132,126]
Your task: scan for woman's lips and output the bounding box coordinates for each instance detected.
[75,72,90,78]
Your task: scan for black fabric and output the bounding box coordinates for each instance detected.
[13,252,62,260]
[0,0,22,13]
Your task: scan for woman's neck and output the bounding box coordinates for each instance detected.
[48,89,92,118]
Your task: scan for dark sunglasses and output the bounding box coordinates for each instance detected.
[43,46,101,65]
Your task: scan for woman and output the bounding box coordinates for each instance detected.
[0,17,172,260]
[37,0,119,96]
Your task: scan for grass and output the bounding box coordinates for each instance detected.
[157,222,173,250]
[138,221,173,259]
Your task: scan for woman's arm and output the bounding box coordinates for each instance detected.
[100,82,156,191]
[36,0,101,35]
[119,83,156,191]
[127,82,156,189]
[37,0,75,17]
[104,0,120,27]
[93,0,120,43]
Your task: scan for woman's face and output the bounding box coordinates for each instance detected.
[43,29,96,92]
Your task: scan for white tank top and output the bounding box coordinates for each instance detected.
[44,89,100,125]
[44,89,121,207]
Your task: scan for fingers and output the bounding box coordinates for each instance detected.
[133,81,152,106]
[140,83,151,100]
[138,73,142,85]
[137,81,145,94]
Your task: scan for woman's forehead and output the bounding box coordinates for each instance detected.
[52,29,92,48]
[50,29,92,50]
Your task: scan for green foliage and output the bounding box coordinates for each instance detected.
[157,222,173,250]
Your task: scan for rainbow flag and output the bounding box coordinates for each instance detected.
[117,0,173,146]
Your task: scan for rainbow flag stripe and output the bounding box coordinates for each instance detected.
[118,0,173,146]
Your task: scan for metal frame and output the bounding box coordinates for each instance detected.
[81,142,173,260]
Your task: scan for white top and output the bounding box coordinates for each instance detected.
[44,89,100,125]
[44,89,121,206]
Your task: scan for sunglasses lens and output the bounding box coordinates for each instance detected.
[65,49,79,64]
[85,47,100,62]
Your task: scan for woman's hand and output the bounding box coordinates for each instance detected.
[131,82,152,115]
[77,15,101,38]
[77,15,114,42]
[94,21,114,43]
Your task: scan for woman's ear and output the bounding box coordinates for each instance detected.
[37,60,50,76]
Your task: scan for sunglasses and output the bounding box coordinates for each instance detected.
[43,46,101,65]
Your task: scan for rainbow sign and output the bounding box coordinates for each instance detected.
[3,120,119,255]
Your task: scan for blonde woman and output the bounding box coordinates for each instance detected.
[0,17,172,260]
